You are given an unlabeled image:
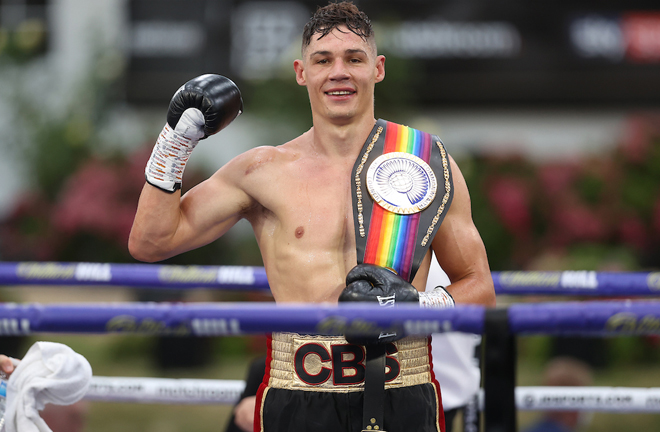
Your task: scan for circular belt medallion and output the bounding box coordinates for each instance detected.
[366,152,437,214]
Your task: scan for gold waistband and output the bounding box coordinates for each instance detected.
[267,332,432,392]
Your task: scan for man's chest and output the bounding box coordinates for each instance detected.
[251,165,357,245]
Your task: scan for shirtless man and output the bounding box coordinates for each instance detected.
[128,6,492,307]
[3,3,494,432]
[134,2,493,432]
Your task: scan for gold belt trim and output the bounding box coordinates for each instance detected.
[267,332,432,392]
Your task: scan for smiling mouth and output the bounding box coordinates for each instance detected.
[325,90,355,96]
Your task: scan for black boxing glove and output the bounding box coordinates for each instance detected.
[145,74,243,193]
[167,74,243,138]
[340,264,420,305]
[341,264,456,309]
[339,264,420,344]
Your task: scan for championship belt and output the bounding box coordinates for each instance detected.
[350,119,454,432]
[352,119,454,281]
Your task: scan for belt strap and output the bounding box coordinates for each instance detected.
[362,344,387,432]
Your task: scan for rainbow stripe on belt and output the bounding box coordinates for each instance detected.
[363,121,433,281]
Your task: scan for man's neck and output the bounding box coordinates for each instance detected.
[310,113,377,159]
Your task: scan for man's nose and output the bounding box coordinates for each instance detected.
[329,60,350,80]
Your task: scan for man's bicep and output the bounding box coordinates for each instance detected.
[431,211,488,283]
[431,158,494,305]
[432,217,494,306]
[176,168,254,250]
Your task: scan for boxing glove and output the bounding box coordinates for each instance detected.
[145,74,243,193]
[339,264,455,344]
[339,264,420,344]
[341,264,455,308]
[340,264,420,306]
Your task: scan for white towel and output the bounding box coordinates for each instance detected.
[4,342,92,432]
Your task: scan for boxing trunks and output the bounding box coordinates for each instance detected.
[254,332,445,432]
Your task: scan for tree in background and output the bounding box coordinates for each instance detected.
[467,113,660,273]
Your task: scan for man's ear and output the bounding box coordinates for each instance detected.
[294,59,306,86]
[375,55,386,83]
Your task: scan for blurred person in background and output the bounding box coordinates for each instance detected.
[224,356,267,432]
[522,357,594,432]
[427,255,481,432]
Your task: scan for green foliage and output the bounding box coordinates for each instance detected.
[241,77,311,132]
[459,119,660,271]
[374,55,423,119]
[622,170,658,216]
[576,173,604,205]
[0,19,48,64]
[517,336,552,367]
[564,244,639,271]
[470,176,516,270]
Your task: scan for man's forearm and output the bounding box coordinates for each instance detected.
[446,273,496,307]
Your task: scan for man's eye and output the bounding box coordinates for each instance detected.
[317,59,328,64]
[350,58,362,63]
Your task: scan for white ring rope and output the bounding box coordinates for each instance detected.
[84,376,660,413]
[512,386,660,413]
[85,376,245,405]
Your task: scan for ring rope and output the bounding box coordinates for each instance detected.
[2,300,660,337]
[85,376,245,405]
[1,262,659,296]
[512,386,660,413]
[83,376,660,413]
[0,302,485,336]
[0,262,270,290]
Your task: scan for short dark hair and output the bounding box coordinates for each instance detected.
[302,1,374,52]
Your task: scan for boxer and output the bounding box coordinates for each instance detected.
[129,2,495,431]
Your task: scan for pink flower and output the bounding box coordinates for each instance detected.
[620,116,650,163]
[549,204,607,246]
[486,177,531,238]
[0,193,61,260]
[618,214,648,251]
[653,197,660,236]
[538,163,579,198]
[51,155,144,246]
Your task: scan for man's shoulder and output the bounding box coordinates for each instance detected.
[223,135,306,179]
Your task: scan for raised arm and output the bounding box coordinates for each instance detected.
[128,75,247,263]
[432,156,496,306]
[129,164,254,262]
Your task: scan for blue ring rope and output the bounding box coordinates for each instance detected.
[0,262,659,296]
[1,301,659,337]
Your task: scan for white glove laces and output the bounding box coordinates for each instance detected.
[145,108,205,192]
[419,286,455,308]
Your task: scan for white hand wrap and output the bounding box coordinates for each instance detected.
[419,286,455,308]
[145,108,205,193]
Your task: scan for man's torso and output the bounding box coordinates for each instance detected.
[241,132,358,303]
[234,128,432,303]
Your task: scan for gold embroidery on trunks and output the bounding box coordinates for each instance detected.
[258,386,269,432]
[433,381,441,431]
[267,332,431,392]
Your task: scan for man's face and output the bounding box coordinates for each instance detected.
[294,26,385,123]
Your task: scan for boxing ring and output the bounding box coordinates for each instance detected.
[2,262,660,431]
